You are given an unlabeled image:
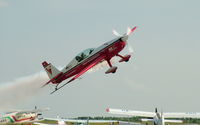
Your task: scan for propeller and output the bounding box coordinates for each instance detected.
[127,26,137,36]
[155,108,161,119]
[112,29,121,36]
[112,26,137,54]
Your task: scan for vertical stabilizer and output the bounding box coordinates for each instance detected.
[42,61,61,79]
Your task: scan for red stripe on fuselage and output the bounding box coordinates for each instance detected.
[12,115,35,123]
[54,39,126,83]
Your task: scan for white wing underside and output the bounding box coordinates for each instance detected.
[164,119,183,123]
[107,108,155,117]
[108,108,200,118]
[164,112,200,118]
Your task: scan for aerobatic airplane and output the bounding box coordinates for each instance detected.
[0,107,49,125]
[106,108,200,125]
[42,26,137,94]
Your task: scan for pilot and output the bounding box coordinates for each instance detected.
[75,56,82,62]
[76,53,87,62]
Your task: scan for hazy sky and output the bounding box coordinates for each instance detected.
[0,0,200,118]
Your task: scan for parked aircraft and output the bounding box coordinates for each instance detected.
[106,108,200,125]
[0,107,49,125]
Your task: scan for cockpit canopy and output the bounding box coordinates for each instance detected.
[65,48,95,70]
[75,48,95,62]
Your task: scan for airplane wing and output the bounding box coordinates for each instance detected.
[164,112,200,118]
[106,108,155,117]
[164,119,183,123]
[66,55,106,84]
[50,55,106,94]
[41,79,52,88]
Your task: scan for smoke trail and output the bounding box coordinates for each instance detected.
[0,71,49,110]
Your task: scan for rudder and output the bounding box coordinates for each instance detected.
[42,61,61,79]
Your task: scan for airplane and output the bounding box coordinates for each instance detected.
[0,107,49,125]
[41,26,137,94]
[106,108,200,125]
[35,118,120,125]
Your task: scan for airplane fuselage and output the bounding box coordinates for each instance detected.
[153,113,165,125]
[0,112,37,124]
[52,37,126,84]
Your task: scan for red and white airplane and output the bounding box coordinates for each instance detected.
[0,107,49,125]
[42,26,137,94]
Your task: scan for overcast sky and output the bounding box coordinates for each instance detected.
[0,0,200,118]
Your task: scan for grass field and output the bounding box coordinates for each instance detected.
[32,119,200,125]
[33,119,120,125]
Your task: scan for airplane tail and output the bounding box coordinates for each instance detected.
[42,61,61,79]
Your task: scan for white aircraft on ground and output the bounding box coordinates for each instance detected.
[0,107,49,125]
[106,108,200,125]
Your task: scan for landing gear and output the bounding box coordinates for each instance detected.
[105,59,118,74]
[117,54,131,62]
[105,66,118,74]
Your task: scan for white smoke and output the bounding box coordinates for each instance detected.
[0,71,49,110]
